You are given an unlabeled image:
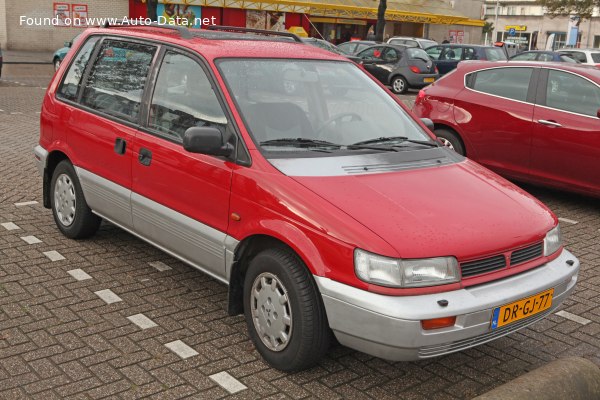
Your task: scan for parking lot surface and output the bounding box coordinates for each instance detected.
[1,64,600,399]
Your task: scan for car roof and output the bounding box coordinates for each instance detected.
[80,26,351,63]
[457,60,600,78]
[436,44,498,48]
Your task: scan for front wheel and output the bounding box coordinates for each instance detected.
[391,76,408,94]
[50,160,101,239]
[243,247,331,371]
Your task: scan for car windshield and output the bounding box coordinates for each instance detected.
[485,48,508,61]
[217,59,433,156]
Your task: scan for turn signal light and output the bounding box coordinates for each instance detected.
[421,316,456,330]
[410,66,420,74]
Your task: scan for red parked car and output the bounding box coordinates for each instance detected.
[35,25,579,371]
[414,61,600,197]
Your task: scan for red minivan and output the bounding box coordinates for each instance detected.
[414,61,600,197]
[35,25,579,371]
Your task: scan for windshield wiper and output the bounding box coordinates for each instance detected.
[352,136,438,147]
[260,138,341,148]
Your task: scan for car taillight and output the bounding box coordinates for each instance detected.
[596,64,600,68]
[410,66,420,74]
[416,89,426,103]
[435,66,439,73]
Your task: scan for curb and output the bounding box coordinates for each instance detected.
[473,357,600,400]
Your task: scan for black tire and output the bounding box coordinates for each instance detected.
[434,128,465,155]
[243,247,331,372]
[50,160,101,239]
[390,76,408,94]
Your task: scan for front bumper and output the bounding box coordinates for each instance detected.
[316,249,579,361]
[34,145,48,176]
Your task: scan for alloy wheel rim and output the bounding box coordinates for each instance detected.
[438,137,455,150]
[393,78,405,92]
[54,173,76,226]
[250,272,293,352]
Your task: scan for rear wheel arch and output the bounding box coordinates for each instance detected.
[43,150,70,208]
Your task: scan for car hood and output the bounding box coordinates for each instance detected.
[290,159,555,260]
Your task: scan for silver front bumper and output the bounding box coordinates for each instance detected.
[316,249,579,361]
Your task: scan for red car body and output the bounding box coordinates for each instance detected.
[414,61,600,197]
[35,27,579,368]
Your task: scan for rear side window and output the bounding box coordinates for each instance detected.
[149,51,227,141]
[545,70,600,117]
[57,36,99,101]
[592,53,600,63]
[484,48,507,61]
[563,51,586,63]
[469,67,532,102]
[81,40,156,122]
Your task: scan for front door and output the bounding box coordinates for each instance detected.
[67,38,157,228]
[530,68,600,193]
[131,50,235,280]
[358,46,390,83]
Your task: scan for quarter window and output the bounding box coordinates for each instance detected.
[149,51,227,141]
[469,67,532,102]
[57,36,99,101]
[545,70,600,117]
[81,40,156,122]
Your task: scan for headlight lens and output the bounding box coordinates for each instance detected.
[544,225,562,256]
[354,249,460,288]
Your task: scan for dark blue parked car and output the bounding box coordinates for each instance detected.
[425,44,507,75]
[510,50,579,63]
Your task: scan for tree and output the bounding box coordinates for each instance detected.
[146,0,158,22]
[375,0,387,42]
[536,0,599,25]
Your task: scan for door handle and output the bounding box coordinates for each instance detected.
[114,138,126,155]
[537,119,562,128]
[138,148,152,166]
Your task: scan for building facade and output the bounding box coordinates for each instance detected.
[0,0,485,51]
[484,0,600,50]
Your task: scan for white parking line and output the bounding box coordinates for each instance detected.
[20,235,42,244]
[10,112,23,115]
[556,310,591,325]
[127,314,158,330]
[43,250,65,261]
[14,201,38,207]
[67,269,92,281]
[165,340,198,359]
[209,371,247,394]
[149,261,171,271]
[1,222,20,230]
[558,217,579,225]
[94,289,122,304]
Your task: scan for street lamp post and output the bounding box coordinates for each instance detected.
[493,0,500,43]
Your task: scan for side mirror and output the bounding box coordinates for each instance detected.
[597,108,600,119]
[64,41,72,48]
[420,118,434,132]
[183,127,233,157]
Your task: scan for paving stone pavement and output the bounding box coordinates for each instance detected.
[1,65,600,399]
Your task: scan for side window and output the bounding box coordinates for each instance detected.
[149,51,227,141]
[426,46,443,60]
[545,70,600,117]
[463,48,476,60]
[382,48,399,61]
[405,40,418,48]
[511,52,537,61]
[81,40,156,122]
[538,53,553,62]
[471,67,533,102]
[565,51,586,63]
[337,42,354,55]
[359,46,384,61]
[57,37,99,101]
[441,47,462,61]
[355,43,372,54]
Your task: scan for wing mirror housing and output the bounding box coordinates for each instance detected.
[183,127,233,157]
[597,108,600,119]
[420,118,434,132]
[64,41,72,48]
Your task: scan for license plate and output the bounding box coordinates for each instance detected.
[424,77,435,83]
[491,288,554,329]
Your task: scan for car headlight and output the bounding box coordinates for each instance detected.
[543,224,562,256]
[354,249,460,288]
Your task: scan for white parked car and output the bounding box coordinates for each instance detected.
[557,48,600,66]
[387,36,437,49]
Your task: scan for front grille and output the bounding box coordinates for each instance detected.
[418,308,552,358]
[460,255,506,277]
[510,242,543,266]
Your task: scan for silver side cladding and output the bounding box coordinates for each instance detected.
[34,145,49,176]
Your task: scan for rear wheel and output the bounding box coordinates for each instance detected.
[243,247,331,372]
[391,76,408,94]
[434,128,465,155]
[50,160,101,239]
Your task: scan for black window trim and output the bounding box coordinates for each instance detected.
[536,67,600,119]
[463,65,540,105]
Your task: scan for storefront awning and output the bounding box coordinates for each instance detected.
[186,0,485,26]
